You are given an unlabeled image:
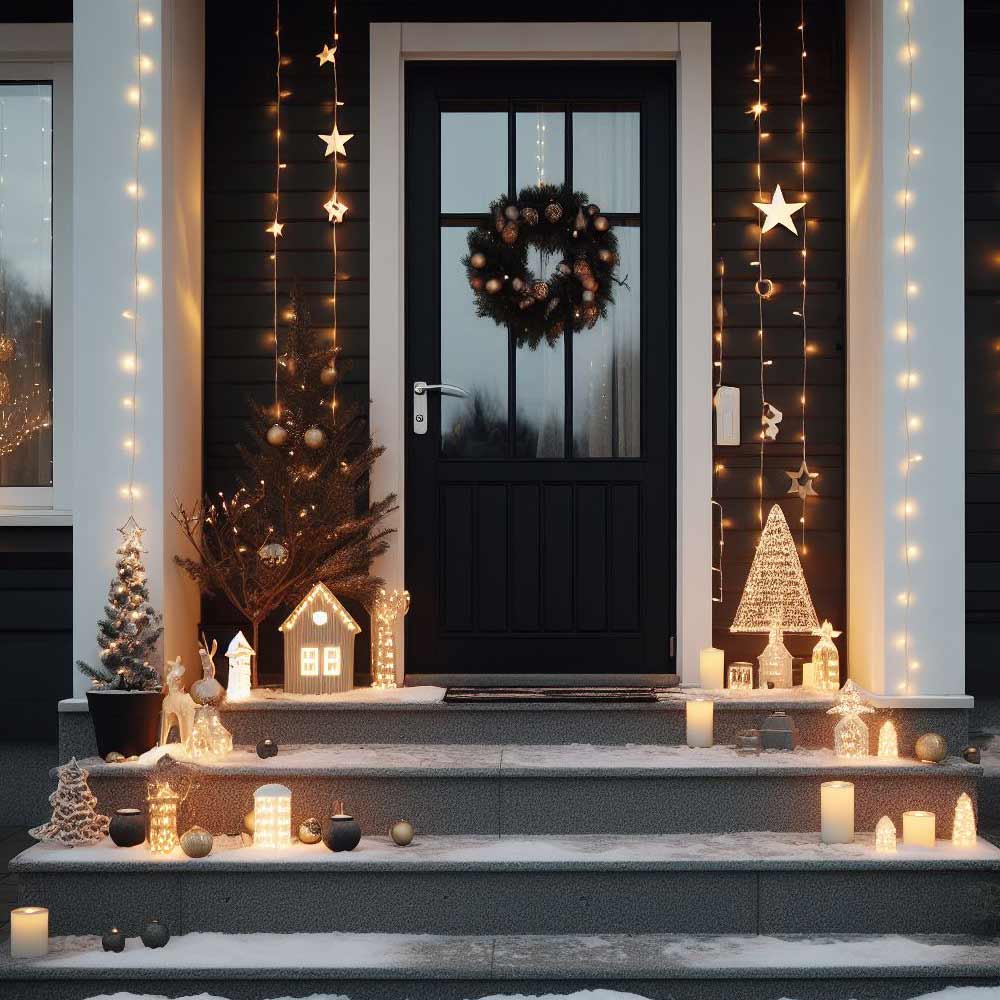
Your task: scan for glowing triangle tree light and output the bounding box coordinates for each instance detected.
[731,504,819,688]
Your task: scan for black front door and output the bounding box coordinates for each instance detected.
[404,61,675,676]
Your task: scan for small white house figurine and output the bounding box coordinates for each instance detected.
[279,581,360,694]
[225,631,254,701]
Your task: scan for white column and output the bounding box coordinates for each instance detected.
[71,1,204,696]
[846,0,966,698]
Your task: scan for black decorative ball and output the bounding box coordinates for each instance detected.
[323,812,362,853]
[102,928,126,953]
[140,919,170,949]
[256,738,279,759]
[109,807,145,848]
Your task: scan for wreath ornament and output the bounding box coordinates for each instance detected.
[463,183,622,349]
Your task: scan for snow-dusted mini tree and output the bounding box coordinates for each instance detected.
[29,758,109,846]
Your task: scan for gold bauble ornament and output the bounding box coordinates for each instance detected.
[470,252,487,269]
[521,207,539,226]
[299,817,322,845]
[593,215,610,232]
[320,364,337,385]
[915,732,948,764]
[573,259,591,278]
[544,202,563,223]
[484,277,503,295]
[494,215,506,233]
[574,209,587,230]
[180,825,213,859]
[531,281,549,301]
[243,809,255,833]
[501,222,519,245]
[266,423,288,447]
[0,336,15,364]
[390,819,414,847]
[582,276,599,292]
[303,426,326,449]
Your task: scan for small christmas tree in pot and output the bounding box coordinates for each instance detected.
[77,517,164,758]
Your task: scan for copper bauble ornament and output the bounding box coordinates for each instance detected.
[320,363,337,385]
[484,277,503,295]
[521,206,539,226]
[501,222,519,245]
[0,336,15,364]
[582,276,599,292]
[390,819,414,847]
[593,215,610,232]
[258,540,289,566]
[598,248,616,265]
[587,203,601,217]
[504,204,520,221]
[469,276,484,291]
[299,817,322,844]
[470,252,487,269]
[304,426,326,449]
[266,423,288,447]
[915,732,947,764]
[544,202,563,223]
[532,281,549,301]
[581,304,599,324]
[180,825,213,859]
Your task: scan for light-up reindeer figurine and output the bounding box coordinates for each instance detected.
[159,656,196,747]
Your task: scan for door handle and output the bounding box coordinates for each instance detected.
[413,381,468,435]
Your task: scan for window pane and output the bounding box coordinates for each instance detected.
[440,227,508,457]
[572,111,640,213]
[440,112,507,213]
[0,83,53,487]
[573,226,640,457]
[515,111,565,190]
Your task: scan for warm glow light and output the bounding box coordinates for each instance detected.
[877,720,899,759]
[120,355,136,373]
[136,274,152,295]
[253,783,292,849]
[139,128,155,148]
[875,815,897,853]
[902,810,935,849]
[952,793,977,848]
[821,781,854,844]
[138,54,154,75]
[147,782,181,855]
[312,609,329,626]
[126,86,141,105]
[10,907,48,959]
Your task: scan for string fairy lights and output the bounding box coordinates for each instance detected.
[712,257,725,604]
[265,0,285,445]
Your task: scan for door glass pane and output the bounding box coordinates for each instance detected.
[440,226,508,457]
[573,225,640,458]
[515,111,565,189]
[572,110,640,213]
[0,83,53,486]
[440,112,508,213]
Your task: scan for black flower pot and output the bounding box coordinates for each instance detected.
[140,919,170,949]
[109,808,145,847]
[87,690,163,759]
[322,813,361,852]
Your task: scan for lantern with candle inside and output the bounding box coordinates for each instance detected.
[699,648,724,690]
[225,630,254,701]
[253,783,292,849]
[727,661,753,691]
[952,792,977,848]
[820,780,854,844]
[280,582,360,695]
[875,815,897,854]
[686,699,713,748]
[902,810,935,848]
[10,907,48,958]
[146,781,182,855]
[730,504,820,689]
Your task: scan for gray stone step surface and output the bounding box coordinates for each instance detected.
[3,931,1000,1000]
[78,743,982,837]
[13,832,1000,937]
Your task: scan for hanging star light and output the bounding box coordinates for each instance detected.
[754,183,806,235]
[319,127,353,158]
[323,197,347,224]
[747,100,766,120]
[266,220,284,237]
[316,44,336,66]
[785,460,819,499]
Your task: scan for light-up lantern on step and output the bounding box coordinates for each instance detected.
[699,647,724,690]
[10,907,48,958]
[827,680,874,758]
[902,810,935,848]
[820,780,854,844]
[686,699,714,748]
[727,661,753,691]
[254,783,292,849]
[877,720,899,759]
[372,588,410,690]
[225,630,254,701]
[810,620,842,691]
[280,582,360,695]
[875,815,897,853]
[146,781,181,855]
[952,793,976,848]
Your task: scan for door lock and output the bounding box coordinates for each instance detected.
[413,381,469,435]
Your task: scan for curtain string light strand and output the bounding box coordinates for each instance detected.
[796,0,809,553]
[269,0,283,419]
[752,0,767,533]
[712,257,725,604]
[330,1,340,423]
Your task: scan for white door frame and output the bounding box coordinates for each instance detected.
[369,21,713,685]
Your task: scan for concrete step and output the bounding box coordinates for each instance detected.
[3,930,1000,999]
[79,743,982,836]
[13,833,1000,938]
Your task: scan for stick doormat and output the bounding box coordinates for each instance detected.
[444,687,658,703]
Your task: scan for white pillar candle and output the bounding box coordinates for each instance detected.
[820,781,854,844]
[10,907,48,958]
[903,810,936,848]
[802,662,817,690]
[699,647,725,690]
[686,699,714,748]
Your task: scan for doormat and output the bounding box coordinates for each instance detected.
[444,687,658,703]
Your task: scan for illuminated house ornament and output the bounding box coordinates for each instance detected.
[279,581,360,695]
[827,680,874,758]
[875,815,897,854]
[810,620,842,691]
[731,504,819,688]
[877,720,899,759]
[253,783,292,849]
[146,781,181,855]
[225,630,255,701]
[372,588,410,690]
[952,792,976,848]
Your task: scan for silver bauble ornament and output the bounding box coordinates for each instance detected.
[390,819,414,846]
[915,732,948,763]
[581,289,596,303]
[304,426,326,449]
[504,204,520,221]
[299,817,322,844]
[258,541,289,566]
[180,825,213,859]
[105,751,126,763]
[266,423,288,447]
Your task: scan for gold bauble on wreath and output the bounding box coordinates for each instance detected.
[470,252,487,269]
[593,215,610,232]
[531,281,549,301]
[484,277,503,295]
[266,423,289,447]
[303,426,326,449]
[469,276,484,291]
[0,336,15,364]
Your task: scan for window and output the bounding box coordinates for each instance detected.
[322,646,341,677]
[300,647,319,676]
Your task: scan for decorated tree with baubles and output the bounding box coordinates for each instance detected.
[174,290,396,685]
[30,758,110,846]
[75,517,163,690]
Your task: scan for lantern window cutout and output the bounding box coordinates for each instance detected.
[146,781,181,855]
[827,680,874,758]
[952,792,977,849]
[875,815,897,854]
[877,720,899,759]
[225,630,255,701]
[253,783,292,849]
[280,582,360,694]
[727,661,753,691]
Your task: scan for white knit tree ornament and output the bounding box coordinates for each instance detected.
[29,758,109,846]
[952,792,977,848]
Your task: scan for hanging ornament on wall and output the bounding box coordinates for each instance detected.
[258,540,289,566]
[786,460,819,499]
[753,183,806,235]
[0,336,15,365]
[762,402,783,441]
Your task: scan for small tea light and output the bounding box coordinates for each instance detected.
[10,906,48,958]
[820,780,854,844]
[699,647,724,690]
[686,699,714,748]
[902,810,935,849]
[727,661,753,691]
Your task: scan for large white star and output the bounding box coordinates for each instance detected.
[316,44,336,66]
[753,184,806,235]
[318,127,353,158]
[323,197,347,223]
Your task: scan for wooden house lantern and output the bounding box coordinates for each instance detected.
[279,582,361,694]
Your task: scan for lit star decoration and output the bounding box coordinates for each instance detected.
[315,44,336,66]
[323,198,347,224]
[266,220,284,237]
[785,460,819,499]
[267,0,285,427]
[754,184,806,235]
[747,100,766,120]
[318,126,352,158]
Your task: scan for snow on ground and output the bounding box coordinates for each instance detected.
[235,686,447,705]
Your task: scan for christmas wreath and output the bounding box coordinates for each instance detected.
[463,182,622,349]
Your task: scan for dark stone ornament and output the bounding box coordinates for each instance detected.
[323,805,362,853]
[109,807,145,848]
[102,928,126,953]
[256,738,279,759]
[140,919,170,949]
[963,746,982,765]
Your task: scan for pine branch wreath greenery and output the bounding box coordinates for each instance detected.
[464,182,623,349]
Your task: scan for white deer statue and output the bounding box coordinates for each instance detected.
[159,656,196,747]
